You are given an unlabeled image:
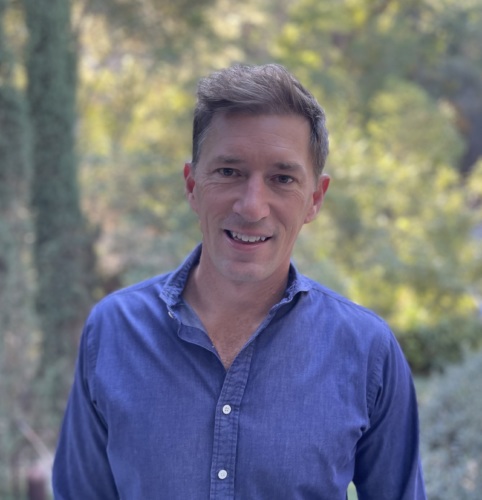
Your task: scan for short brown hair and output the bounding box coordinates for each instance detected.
[192,63,329,177]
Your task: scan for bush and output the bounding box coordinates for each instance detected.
[420,350,482,498]
[398,315,481,374]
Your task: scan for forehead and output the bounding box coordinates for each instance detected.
[200,112,313,162]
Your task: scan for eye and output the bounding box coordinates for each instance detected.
[217,168,236,177]
[274,174,294,184]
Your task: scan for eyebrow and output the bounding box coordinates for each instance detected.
[213,155,244,165]
[274,162,304,172]
[213,155,304,171]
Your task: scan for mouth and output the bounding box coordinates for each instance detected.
[225,230,271,244]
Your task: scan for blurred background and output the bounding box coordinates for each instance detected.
[0,0,481,498]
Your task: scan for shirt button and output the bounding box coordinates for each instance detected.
[222,404,232,415]
[218,469,228,480]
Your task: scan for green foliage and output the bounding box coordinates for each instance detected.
[399,316,481,374]
[278,0,482,176]
[292,78,481,371]
[420,350,482,498]
[84,0,216,62]
[277,0,482,372]
[77,29,200,281]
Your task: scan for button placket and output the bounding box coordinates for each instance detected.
[209,343,255,499]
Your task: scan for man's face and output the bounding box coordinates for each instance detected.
[184,112,329,286]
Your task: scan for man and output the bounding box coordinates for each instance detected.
[53,64,426,499]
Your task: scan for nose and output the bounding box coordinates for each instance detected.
[232,175,270,222]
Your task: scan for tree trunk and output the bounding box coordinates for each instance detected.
[23,0,97,419]
[0,0,36,493]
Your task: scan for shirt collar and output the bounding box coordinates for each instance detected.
[158,243,313,308]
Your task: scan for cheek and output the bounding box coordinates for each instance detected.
[283,193,315,225]
[196,186,232,217]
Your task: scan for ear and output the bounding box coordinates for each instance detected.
[304,174,330,224]
[184,163,198,214]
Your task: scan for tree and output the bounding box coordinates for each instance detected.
[0,0,37,494]
[418,1,482,177]
[79,0,216,67]
[23,0,97,419]
[275,0,482,371]
[277,0,482,176]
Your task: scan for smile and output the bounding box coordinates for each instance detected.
[226,230,269,243]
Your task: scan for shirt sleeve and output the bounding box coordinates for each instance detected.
[353,330,426,499]
[52,315,119,499]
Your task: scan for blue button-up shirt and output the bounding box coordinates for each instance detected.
[53,245,426,499]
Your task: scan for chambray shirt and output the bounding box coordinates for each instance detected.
[53,245,426,499]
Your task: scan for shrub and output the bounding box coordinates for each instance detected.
[398,315,481,374]
[420,350,482,498]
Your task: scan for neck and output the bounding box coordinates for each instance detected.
[184,260,288,319]
[182,255,289,369]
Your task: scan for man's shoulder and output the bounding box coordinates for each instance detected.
[299,275,391,333]
[91,271,173,316]
[99,246,201,309]
[111,271,171,297]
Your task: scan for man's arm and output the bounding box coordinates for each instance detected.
[353,332,426,499]
[52,320,119,499]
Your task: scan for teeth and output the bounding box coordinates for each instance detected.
[230,231,267,243]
